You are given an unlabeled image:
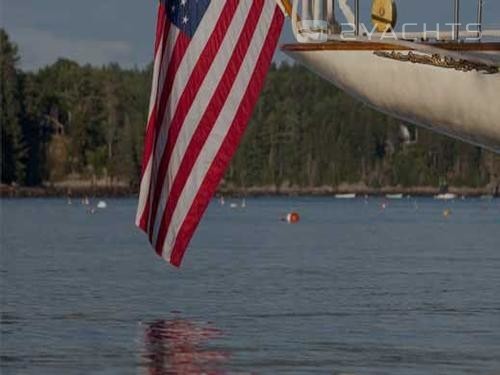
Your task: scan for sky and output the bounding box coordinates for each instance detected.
[1,0,499,71]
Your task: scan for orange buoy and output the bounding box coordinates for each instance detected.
[286,212,300,224]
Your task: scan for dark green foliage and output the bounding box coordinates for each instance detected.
[1,29,24,184]
[228,63,500,190]
[1,29,499,190]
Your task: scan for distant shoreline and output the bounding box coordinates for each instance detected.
[1,184,498,198]
[0,185,135,198]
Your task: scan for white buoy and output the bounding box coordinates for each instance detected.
[97,201,107,209]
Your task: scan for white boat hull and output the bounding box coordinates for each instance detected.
[283,48,500,153]
[335,193,356,199]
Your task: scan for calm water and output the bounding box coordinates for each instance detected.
[1,197,499,374]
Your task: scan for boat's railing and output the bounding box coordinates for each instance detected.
[291,0,338,43]
[290,0,493,44]
[358,30,500,42]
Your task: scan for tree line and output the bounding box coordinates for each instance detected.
[1,29,499,192]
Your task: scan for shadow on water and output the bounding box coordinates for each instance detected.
[140,318,229,374]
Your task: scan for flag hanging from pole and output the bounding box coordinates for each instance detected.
[136,0,285,267]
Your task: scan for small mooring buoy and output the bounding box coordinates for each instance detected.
[285,212,300,224]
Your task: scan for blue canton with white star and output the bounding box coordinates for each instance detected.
[162,0,211,38]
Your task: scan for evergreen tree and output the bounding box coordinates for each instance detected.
[0,29,24,184]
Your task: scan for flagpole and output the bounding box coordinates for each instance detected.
[278,0,293,16]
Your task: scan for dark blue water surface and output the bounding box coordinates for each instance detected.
[1,197,499,374]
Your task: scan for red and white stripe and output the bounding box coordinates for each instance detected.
[137,0,284,267]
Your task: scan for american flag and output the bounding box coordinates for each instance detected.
[136,0,285,267]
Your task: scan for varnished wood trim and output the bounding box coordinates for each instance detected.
[281,41,500,52]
